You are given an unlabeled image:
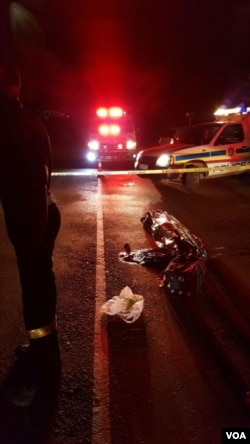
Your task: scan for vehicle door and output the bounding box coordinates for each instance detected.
[209,123,247,177]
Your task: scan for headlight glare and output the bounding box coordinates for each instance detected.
[156,154,170,167]
[126,140,136,149]
[88,140,99,150]
[86,151,97,162]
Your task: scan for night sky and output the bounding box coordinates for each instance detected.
[2,0,250,139]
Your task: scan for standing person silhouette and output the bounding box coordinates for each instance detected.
[0,59,61,407]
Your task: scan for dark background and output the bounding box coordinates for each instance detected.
[1,0,250,144]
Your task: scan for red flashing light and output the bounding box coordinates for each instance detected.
[96,107,108,118]
[96,106,124,118]
[110,124,120,135]
[99,124,109,136]
[109,107,123,118]
[98,124,121,136]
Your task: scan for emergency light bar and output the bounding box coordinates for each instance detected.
[214,106,250,117]
[96,107,108,118]
[96,107,125,118]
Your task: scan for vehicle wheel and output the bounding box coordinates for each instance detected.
[183,171,200,192]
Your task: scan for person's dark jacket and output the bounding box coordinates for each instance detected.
[0,97,53,254]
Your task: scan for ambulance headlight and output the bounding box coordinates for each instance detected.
[126,140,136,150]
[156,154,170,167]
[86,151,97,162]
[88,140,99,150]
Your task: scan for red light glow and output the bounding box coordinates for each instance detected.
[96,107,108,118]
[109,107,123,117]
[99,124,109,135]
[110,124,120,135]
[98,124,121,136]
[96,106,124,118]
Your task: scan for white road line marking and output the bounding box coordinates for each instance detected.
[92,178,111,444]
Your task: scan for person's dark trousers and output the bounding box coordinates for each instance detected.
[15,202,61,333]
[11,202,61,406]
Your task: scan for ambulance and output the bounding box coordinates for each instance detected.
[135,107,250,191]
[86,107,137,163]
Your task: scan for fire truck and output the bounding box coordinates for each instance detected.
[86,107,137,163]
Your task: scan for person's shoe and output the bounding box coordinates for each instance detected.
[14,343,30,358]
[6,351,38,407]
[12,381,37,407]
[11,331,61,408]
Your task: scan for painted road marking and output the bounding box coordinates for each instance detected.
[92,178,111,444]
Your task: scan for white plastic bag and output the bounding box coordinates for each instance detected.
[101,286,144,323]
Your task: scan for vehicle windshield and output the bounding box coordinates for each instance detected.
[162,128,178,137]
[179,123,222,145]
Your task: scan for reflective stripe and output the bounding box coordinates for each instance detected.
[175,152,211,162]
[27,319,57,340]
[236,146,250,154]
[175,150,228,162]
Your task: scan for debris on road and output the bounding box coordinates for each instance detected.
[101,286,144,323]
[119,245,173,267]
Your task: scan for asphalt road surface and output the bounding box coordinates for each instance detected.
[0,169,250,444]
